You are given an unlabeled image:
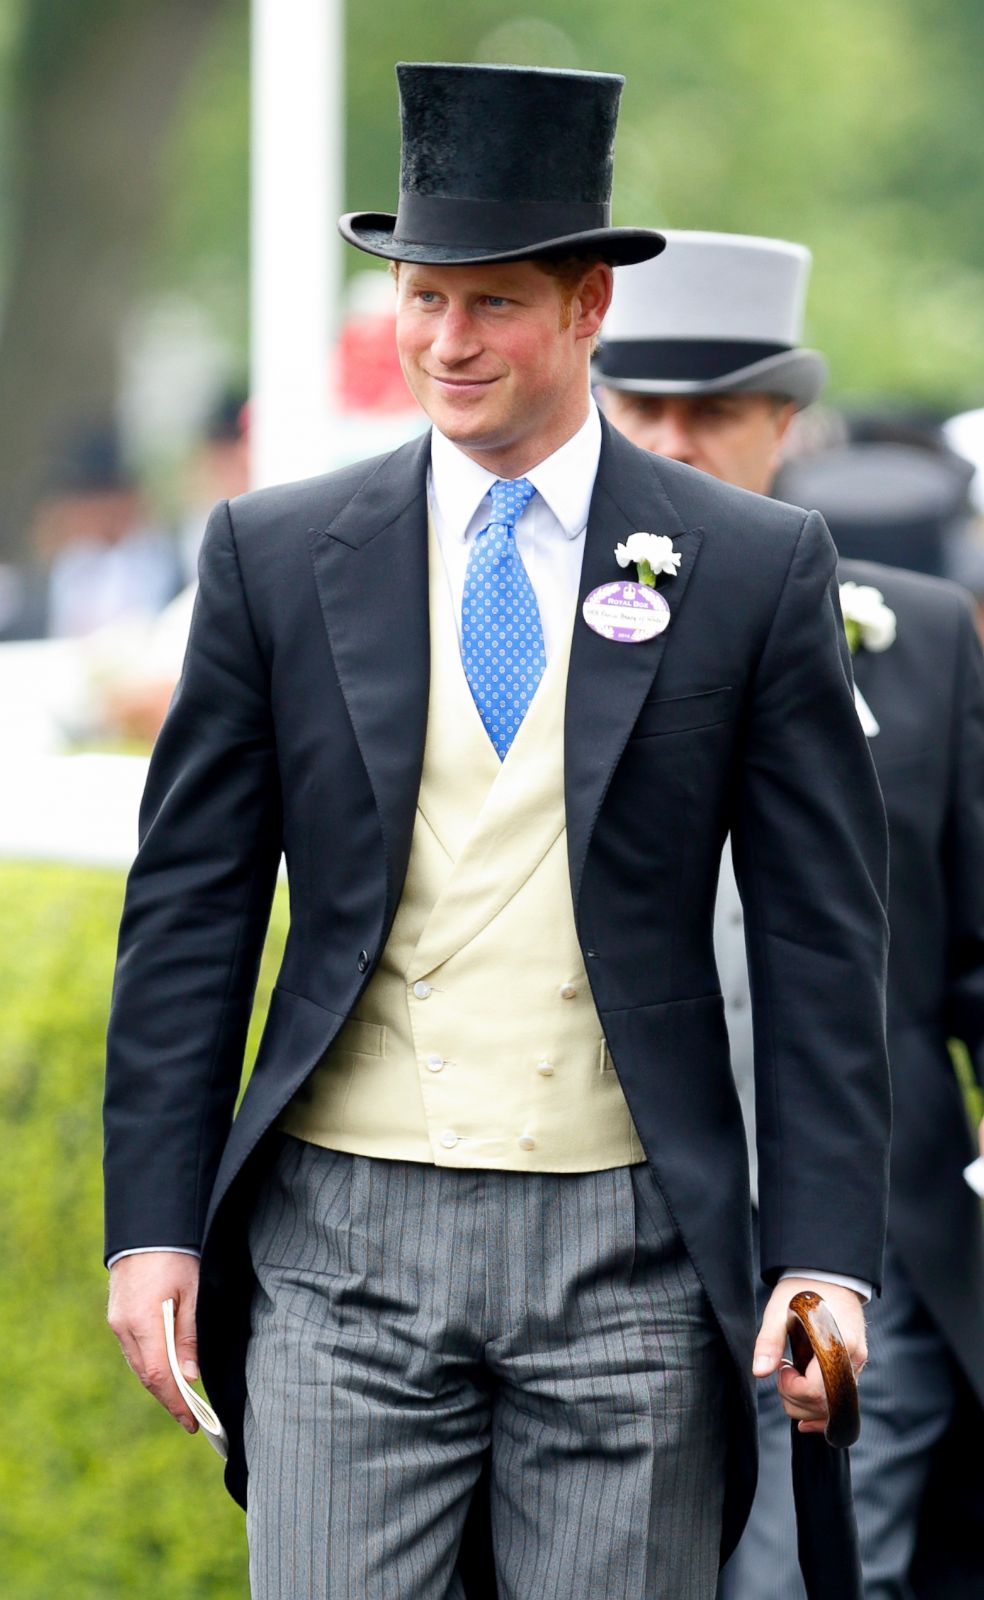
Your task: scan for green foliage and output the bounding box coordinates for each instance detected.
[147,0,249,346]
[0,861,287,1599]
[951,1037,984,1128]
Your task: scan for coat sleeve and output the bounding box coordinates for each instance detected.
[942,594,984,1085]
[103,500,283,1261]
[731,510,891,1289]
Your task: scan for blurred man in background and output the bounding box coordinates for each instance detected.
[175,389,250,584]
[101,392,251,743]
[0,425,181,644]
[595,229,984,1600]
[33,426,182,640]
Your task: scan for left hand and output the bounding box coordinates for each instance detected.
[753,1278,867,1434]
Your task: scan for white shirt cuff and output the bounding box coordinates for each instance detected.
[780,1267,872,1304]
[107,1245,201,1269]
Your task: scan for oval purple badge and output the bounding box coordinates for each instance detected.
[582,581,671,643]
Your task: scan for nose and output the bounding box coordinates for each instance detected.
[429,303,483,367]
[646,412,695,464]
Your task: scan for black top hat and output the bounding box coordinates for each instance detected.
[339,62,665,267]
[203,389,249,444]
[45,425,136,496]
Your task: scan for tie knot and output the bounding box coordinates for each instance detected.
[489,477,536,530]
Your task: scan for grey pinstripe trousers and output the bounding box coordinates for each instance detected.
[244,1135,727,1599]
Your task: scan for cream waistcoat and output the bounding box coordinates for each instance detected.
[280,522,644,1171]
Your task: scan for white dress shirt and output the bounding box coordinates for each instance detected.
[428,401,600,663]
[110,404,869,1298]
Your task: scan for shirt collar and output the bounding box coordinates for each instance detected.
[429,402,602,544]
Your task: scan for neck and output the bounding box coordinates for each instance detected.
[451,397,592,480]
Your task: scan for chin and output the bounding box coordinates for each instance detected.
[431,408,501,448]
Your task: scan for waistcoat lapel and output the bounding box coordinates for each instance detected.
[409,595,576,982]
[308,432,432,930]
[415,521,501,862]
[565,418,704,913]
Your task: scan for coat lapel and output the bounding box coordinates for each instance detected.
[565,418,704,912]
[308,431,432,929]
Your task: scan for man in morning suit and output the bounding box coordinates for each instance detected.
[105,67,890,1599]
[594,229,984,1599]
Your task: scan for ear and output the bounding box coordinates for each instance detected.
[775,400,798,446]
[574,263,614,341]
[769,401,800,481]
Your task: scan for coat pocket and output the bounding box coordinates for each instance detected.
[631,685,734,739]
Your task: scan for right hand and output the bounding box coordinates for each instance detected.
[754,1277,867,1434]
[107,1251,201,1433]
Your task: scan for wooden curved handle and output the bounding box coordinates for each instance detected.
[786,1289,860,1449]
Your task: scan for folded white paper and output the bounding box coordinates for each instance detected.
[162,1298,229,1459]
[963,1156,984,1197]
[853,685,880,738]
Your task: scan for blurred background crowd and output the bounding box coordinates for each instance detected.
[1,1,984,1596]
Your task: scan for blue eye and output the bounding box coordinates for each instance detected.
[485,296,508,307]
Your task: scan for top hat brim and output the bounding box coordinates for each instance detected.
[339,212,666,268]
[593,347,827,410]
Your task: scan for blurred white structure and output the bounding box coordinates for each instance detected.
[250,0,343,487]
[0,754,148,868]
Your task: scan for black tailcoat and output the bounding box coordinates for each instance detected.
[104,420,890,1559]
[843,560,984,1596]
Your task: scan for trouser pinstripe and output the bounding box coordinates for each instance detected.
[717,1245,958,1600]
[244,1135,727,1599]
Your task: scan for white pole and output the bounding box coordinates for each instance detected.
[250,0,343,488]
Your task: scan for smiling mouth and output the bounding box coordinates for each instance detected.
[427,374,497,389]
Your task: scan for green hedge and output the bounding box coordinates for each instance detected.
[0,861,287,1599]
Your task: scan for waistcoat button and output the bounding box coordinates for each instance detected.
[518,1134,536,1151]
[413,980,432,1000]
[426,1054,444,1072]
[439,1129,458,1149]
[536,1060,554,1076]
[559,983,577,1000]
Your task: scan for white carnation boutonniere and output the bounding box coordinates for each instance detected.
[839,581,897,654]
[614,531,682,587]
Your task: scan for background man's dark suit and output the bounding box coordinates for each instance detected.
[104,418,890,1561]
[720,555,984,1598]
[848,559,984,1597]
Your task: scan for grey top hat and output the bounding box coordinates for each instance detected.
[593,230,827,407]
[339,62,665,267]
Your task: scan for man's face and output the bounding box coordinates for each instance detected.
[395,259,612,475]
[600,389,796,495]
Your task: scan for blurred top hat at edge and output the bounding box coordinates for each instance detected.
[339,62,665,267]
[775,440,975,580]
[593,231,827,409]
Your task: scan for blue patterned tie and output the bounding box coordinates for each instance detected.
[461,477,545,759]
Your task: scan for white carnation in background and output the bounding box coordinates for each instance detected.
[839,582,897,653]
